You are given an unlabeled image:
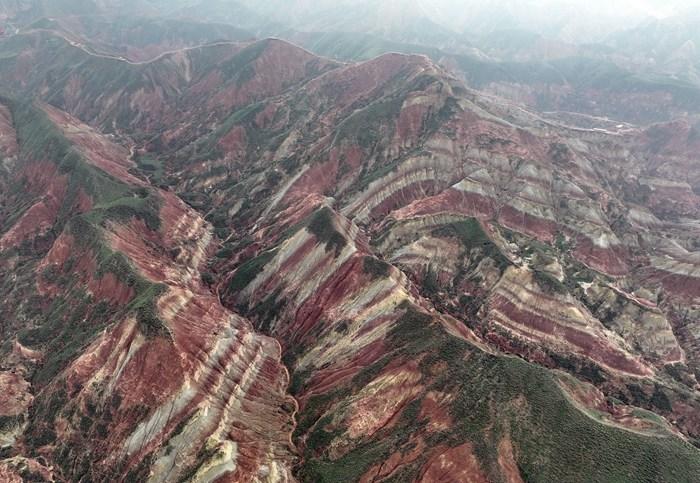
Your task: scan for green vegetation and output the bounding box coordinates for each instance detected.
[425,96,459,134]
[354,156,403,193]
[130,284,169,337]
[301,440,391,483]
[251,289,286,333]
[418,218,510,300]
[433,218,510,272]
[307,207,346,256]
[226,249,277,293]
[220,40,268,81]
[554,232,571,253]
[422,263,440,296]
[532,268,567,295]
[280,156,301,174]
[4,99,170,391]
[180,102,263,166]
[88,191,161,231]
[177,444,222,483]
[335,97,403,150]
[548,351,606,385]
[549,142,572,165]
[10,101,161,226]
[620,383,673,414]
[67,215,169,338]
[0,414,22,432]
[19,291,104,385]
[514,232,598,297]
[298,299,700,482]
[362,256,391,279]
[134,154,165,185]
[24,387,66,449]
[304,414,343,455]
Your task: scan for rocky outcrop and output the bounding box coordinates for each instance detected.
[0,104,17,159]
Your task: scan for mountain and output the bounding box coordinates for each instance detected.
[0,6,699,483]
[605,11,700,85]
[277,30,700,124]
[6,1,700,126]
[179,0,670,45]
[25,15,254,63]
[155,0,700,124]
[173,0,470,53]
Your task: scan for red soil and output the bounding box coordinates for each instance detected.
[491,294,651,376]
[573,234,629,277]
[0,372,33,417]
[396,102,430,145]
[308,53,419,107]
[421,442,490,483]
[43,104,145,186]
[498,436,525,483]
[498,205,557,244]
[392,188,496,221]
[0,162,68,251]
[218,125,247,158]
[654,271,700,301]
[209,39,334,112]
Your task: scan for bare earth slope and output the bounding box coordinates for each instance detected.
[0,29,699,482]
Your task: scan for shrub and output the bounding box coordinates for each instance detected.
[362,256,391,279]
[307,207,346,255]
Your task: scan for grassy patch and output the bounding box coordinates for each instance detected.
[184,102,264,165]
[300,440,389,482]
[334,97,403,150]
[134,154,164,185]
[6,100,170,383]
[433,218,510,272]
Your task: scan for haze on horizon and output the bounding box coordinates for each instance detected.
[231,0,700,44]
[421,0,699,19]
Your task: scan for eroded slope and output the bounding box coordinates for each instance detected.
[0,100,296,482]
[0,30,699,482]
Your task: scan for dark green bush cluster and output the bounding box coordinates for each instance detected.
[433,218,510,272]
[227,249,277,293]
[307,207,346,256]
[532,268,568,295]
[362,256,391,279]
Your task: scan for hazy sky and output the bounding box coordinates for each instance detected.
[404,0,700,41]
[423,0,699,18]
[233,0,700,43]
[561,0,697,17]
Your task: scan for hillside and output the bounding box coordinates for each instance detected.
[0,16,699,483]
[7,2,700,124]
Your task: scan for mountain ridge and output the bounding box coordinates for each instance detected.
[0,11,699,483]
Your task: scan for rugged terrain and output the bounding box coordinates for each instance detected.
[0,9,699,483]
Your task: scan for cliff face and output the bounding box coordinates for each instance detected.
[0,28,699,482]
